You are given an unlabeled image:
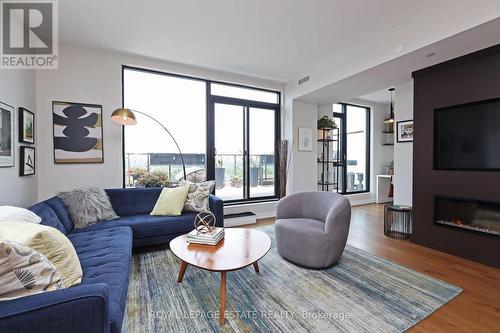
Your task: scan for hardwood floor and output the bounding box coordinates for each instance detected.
[247,204,500,333]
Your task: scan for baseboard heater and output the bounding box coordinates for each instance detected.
[223,212,257,227]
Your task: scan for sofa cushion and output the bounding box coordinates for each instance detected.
[0,222,83,288]
[150,185,190,216]
[0,206,41,224]
[43,197,75,232]
[106,188,162,216]
[58,188,119,229]
[68,227,132,333]
[0,240,63,301]
[73,212,198,240]
[29,202,67,234]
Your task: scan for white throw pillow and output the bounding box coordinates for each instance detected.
[0,206,41,224]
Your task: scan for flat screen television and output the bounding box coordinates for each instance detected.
[434,97,500,171]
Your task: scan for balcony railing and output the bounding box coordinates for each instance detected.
[125,153,275,189]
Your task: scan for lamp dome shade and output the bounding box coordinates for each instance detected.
[111,108,137,125]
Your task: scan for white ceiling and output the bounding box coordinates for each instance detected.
[298,17,500,105]
[59,1,500,84]
[358,89,392,105]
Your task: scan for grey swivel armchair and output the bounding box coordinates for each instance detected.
[275,191,351,268]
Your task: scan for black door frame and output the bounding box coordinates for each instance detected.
[121,65,281,203]
[335,103,371,194]
[207,94,281,205]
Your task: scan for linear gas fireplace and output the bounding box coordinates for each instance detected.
[434,196,500,236]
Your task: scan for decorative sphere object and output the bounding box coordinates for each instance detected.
[194,210,216,234]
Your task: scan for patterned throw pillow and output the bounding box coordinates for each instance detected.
[0,222,83,288]
[58,187,119,229]
[0,240,63,301]
[179,180,216,212]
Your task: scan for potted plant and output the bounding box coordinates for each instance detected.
[215,158,225,189]
[317,116,337,140]
[231,175,242,188]
[250,156,261,188]
[318,116,337,129]
[128,167,146,185]
[386,161,394,175]
[136,170,170,188]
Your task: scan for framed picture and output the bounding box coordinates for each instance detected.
[52,101,104,164]
[19,107,35,144]
[298,127,313,151]
[20,146,35,176]
[397,119,414,142]
[0,101,14,167]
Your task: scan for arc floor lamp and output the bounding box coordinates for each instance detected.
[111,108,187,180]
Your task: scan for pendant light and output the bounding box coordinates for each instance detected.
[384,88,395,123]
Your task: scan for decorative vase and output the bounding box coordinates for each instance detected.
[250,167,260,187]
[215,167,225,189]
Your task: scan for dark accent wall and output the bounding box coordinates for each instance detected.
[411,44,500,268]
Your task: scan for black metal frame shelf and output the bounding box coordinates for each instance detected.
[317,127,341,192]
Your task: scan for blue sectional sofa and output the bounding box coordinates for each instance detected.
[0,188,224,333]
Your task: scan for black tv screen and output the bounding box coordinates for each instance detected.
[434,97,500,171]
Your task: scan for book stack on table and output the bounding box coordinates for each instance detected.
[186,227,225,245]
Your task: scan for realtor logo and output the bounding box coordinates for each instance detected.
[1,0,58,68]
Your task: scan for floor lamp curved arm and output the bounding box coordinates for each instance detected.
[111,108,187,180]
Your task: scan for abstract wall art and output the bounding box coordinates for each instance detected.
[0,101,14,167]
[298,127,313,151]
[20,146,35,176]
[52,101,104,164]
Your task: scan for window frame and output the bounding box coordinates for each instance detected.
[121,65,281,205]
[334,102,371,195]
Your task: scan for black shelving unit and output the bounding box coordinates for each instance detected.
[317,127,341,192]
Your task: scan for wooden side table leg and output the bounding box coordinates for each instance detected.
[253,261,260,273]
[220,271,226,325]
[177,260,188,283]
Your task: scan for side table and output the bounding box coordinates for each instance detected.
[384,205,412,240]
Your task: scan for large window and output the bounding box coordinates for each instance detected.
[122,66,280,203]
[123,67,206,187]
[320,103,370,194]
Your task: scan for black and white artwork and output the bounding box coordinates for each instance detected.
[20,146,35,176]
[397,120,414,143]
[0,101,14,167]
[52,101,104,163]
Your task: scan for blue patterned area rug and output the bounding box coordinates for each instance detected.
[126,227,462,332]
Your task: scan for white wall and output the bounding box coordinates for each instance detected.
[393,80,413,206]
[36,44,284,201]
[0,70,37,207]
[286,100,317,194]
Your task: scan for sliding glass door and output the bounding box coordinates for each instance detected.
[213,103,245,200]
[209,97,279,203]
[322,103,370,194]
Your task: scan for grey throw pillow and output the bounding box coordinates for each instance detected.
[58,188,118,229]
[179,180,215,212]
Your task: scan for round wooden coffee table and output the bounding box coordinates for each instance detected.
[169,228,271,325]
